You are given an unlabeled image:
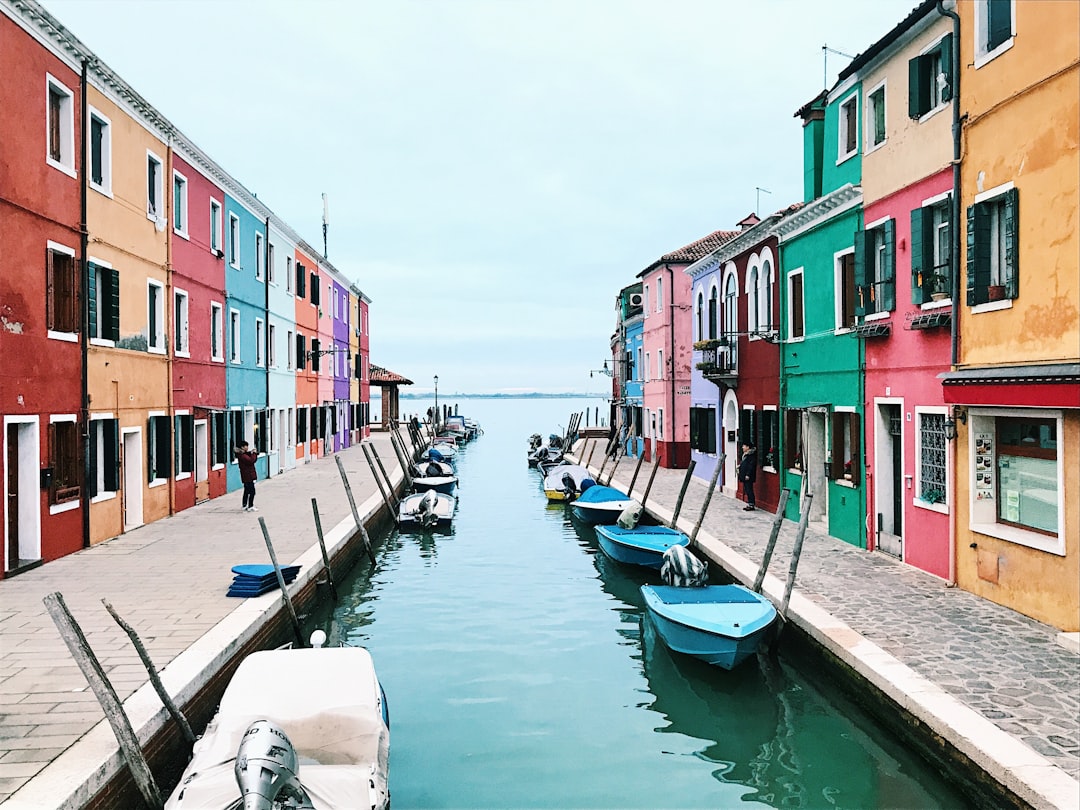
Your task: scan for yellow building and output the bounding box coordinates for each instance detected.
[942,0,1079,630]
[85,68,173,543]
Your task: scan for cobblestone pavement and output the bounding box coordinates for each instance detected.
[0,436,398,804]
[577,438,1080,783]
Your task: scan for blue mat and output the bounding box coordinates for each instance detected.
[231,564,300,580]
[226,564,300,597]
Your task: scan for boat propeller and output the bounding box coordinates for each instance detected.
[234,719,311,810]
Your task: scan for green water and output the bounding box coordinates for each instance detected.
[310,398,971,809]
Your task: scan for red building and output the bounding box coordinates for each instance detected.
[1,12,85,575]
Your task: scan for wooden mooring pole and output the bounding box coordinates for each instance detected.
[690,455,724,545]
[780,492,814,617]
[752,488,791,594]
[362,443,397,512]
[335,455,377,565]
[626,450,646,495]
[43,592,165,810]
[585,440,597,470]
[603,451,621,486]
[257,518,305,647]
[639,459,661,511]
[369,445,401,506]
[390,430,414,488]
[310,498,338,601]
[670,460,696,527]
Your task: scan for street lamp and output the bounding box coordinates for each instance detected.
[433,375,439,428]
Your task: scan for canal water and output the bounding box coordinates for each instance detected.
[306,397,971,809]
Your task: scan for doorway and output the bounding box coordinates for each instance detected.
[805,410,828,522]
[122,428,144,530]
[279,409,288,471]
[875,402,903,558]
[194,420,209,503]
[723,394,738,494]
[5,419,41,572]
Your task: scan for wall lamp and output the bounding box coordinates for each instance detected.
[306,346,348,361]
[590,360,614,378]
[943,407,967,441]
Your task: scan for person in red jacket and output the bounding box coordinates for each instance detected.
[235,440,259,512]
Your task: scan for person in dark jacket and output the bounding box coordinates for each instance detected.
[738,442,757,511]
[235,441,259,512]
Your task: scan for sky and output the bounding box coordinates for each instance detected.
[45,0,918,395]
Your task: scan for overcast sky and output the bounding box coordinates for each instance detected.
[47,0,917,395]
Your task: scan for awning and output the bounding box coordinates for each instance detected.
[938,363,1080,407]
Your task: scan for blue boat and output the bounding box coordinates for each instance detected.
[569,485,638,525]
[641,584,777,670]
[594,525,690,569]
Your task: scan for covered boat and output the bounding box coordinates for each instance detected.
[569,485,638,525]
[398,489,456,528]
[541,464,593,502]
[595,524,690,569]
[165,645,389,810]
[421,443,457,463]
[409,460,458,494]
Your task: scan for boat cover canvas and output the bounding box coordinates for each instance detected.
[165,647,389,810]
[574,485,630,504]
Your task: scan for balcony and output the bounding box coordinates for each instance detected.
[694,344,738,387]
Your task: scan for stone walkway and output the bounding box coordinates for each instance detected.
[574,437,1079,809]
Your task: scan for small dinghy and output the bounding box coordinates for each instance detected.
[569,484,638,526]
[409,460,458,494]
[642,546,776,670]
[398,489,455,528]
[421,443,457,463]
[595,524,690,569]
[165,641,389,810]
[541,464,593,502]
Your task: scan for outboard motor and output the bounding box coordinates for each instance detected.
[661,546,708,587]
[616,503,642,530]
[561,472,577,494]
[234,720,308,810]
[426,462,442,477]
[416,489,439,527]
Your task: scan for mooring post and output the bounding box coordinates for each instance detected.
[363,443,396,513]
[44,592,165,810]
[670,459,696,527]
[603,448,621,486]
[639,459,661,511]
[752,488,792,594]
[690,455,725,545]
[596,441,611,480]
[257,518,305,647]
[585,440,597,470]
[335,455,377,564]
[369,445,401,508]
[780,492,814,617]
[102,599,196,745]
[310,498,338,601]
[626,450,646,495]
[389,431,413,489]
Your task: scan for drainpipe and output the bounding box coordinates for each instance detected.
[165,135,175,519]
[265,216,271,465]
[667,264,675,469]
[79,58,90,549]
[938,0,961,586]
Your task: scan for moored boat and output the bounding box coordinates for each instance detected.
[541,464,594,502]
[409,460,458,494]
[569,485,639,525]
[398,489,456,528]
[595,524,690,569]
[165,643,389,810]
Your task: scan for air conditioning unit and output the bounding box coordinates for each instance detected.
[629,293,643,308]
[354,328,362,337]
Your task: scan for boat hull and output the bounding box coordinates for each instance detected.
[641,584,776,670]
[570,499,636,525]
[411,476,457,494]
[398,492,456,527]
[595,525,689,569]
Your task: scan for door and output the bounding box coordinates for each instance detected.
[723,397,738,493]
[278,410,287,470]
[876,404,903,558]
[194,420,209,503]
[122,429,144,530]
[805,411,828,522]
[6,424,19,570]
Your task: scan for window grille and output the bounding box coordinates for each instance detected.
[919,413,947,501]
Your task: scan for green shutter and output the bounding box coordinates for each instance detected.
[1004,187,1019,299]
[853,229,868,316]
[756,411,765,467]
[910,207,927,304]
[311,339,320,372]
[174,415,182,471]
[939,34,954,102]
[882,219,896,311]
[967,203,991,305]
[87,263,98,338]
[297,334,306,370]
[104,419,119,491]
[105,268,120,341]
[689,409,700,450]
[88,421,99,498]
[908,56,927,118]
[739,410,751,445]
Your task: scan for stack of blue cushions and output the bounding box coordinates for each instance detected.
[226,564,300,597]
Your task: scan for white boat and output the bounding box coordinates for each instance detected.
[165,644,389,810]
[541,464,593,502]
[397,489,456,528]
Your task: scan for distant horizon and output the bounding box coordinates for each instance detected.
[387,391,611,399]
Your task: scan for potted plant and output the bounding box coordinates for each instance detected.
[919,271,950,302]
[922,487,946,505]
[987,284,1007,301]
[693,337,729,351]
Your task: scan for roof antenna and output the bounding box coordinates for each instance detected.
[322,193,329,259]
[822,44,855,89]
[755,187,771,216]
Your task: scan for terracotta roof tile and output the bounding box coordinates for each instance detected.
[369,365,413,385]
[659,228,742,263]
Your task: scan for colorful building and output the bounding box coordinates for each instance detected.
[294,244,321,464]
[618,285,645,457]
[267,219,299,477]
[942,0,1079,630]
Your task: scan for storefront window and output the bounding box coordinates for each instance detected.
[996,417,1057,535]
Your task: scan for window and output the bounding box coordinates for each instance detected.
[994,416,1058,536]
[174,289,189,356]
[829,411,861,482]
[838,94,858,161]
[708,286,717,339]
[696,291,704,340]
[296,262,306,299]
[210,302,224,361]
[255,319,265,367]
[296,333,307,371]
[909,35,953,119]
[88,417,119,499]
[867,83,886,148]
[46,75,75,175]
[748,268,760,332]
[310,338,321,372]
[255,232,264,280]
[689,407,717,453]
[211,412,228,467]
[230,410,245,452]
[836,250,856,331]
[287,329,294,370]
[657,349,663,380]
[911,197,952,303]
[256,410,268,454]
[297,408,308,443]
[917,412,948,504]
[739,407,757,447]
[147,280,165,353]
[967,187,1018,305]
[723,273,737,354]
[644,352,650,383]
[310,271,320,307]
[759,409,780,470]
[785,409,804,470]
[656,277,663,312]
[976,0,1013,63]
[210,199,222,254]
[787,270,805,340]
[268,323,276,368]
[48,417,80,505]
[354,352,362,379]
[228,214,240,267]
[46,243,78,335]
[760,260,773,332]
[88,108,111,193]
[657,407,664,441]
[174,413,194,478]
[173,171,188,236]
[636,347,642,381]
[268,242,276,284]
[229,309,240,363]
[286,256,293,292]
[148,414,171,483]
[643,285,650,316]
[333,288,340,319]
[855,219,896,316]
[147,151,163,220]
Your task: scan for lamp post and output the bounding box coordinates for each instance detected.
[433,375,439,429]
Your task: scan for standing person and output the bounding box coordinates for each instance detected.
[738,442,757,511]
[235,440,259,512]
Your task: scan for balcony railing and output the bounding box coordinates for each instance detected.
[694,345,738,386]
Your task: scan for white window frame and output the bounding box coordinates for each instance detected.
[89,413,118,503]
[656,277,663,312]
[759,251,775,335]
[87,106,112,196]
[255,232,264,280]
[229,309,241,363]
[974,0,1015,68]
[172,170,189,238]
[210,301,224,362]
[865,79,887,154]
[787,268,805,342]
[147,279,165,355]
[657,348,663,381]
[228,213,240,268]
[268,242,276,284]
[834,247,856,334]
[147,410,169,488]
[913,406,950,514]
[837,92,859,164]
[146,149,164,223]
[173,287,190,358]
[644,352,650,383]
[643,285,650,317]
[88,256,115,348]
[210,198,223,255]
[46,240,78,342]
[636,347,643,381]
[47,414,81,514]
[287,329,294,370]
[268,323,277,368]
[286,256,293,293]
[45,74,76,178]
[255,318,265,367]
[745,263,760,334]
